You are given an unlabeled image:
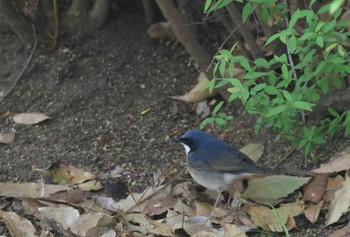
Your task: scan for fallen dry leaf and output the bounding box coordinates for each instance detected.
[303,174,329,203]
[46,165,96,185]
[100,229,117,237]
[183,216,213,236]
[126,213,173,236]
[166,209,188,231]
[195,201,212,217]
[39,206,80,230]
[243,175,310,202]
[13,112,50,125]
[325,175,344,202]
[304,200,324,223]
[328,220,350,237]
[96,185,171,212]
[248,201,305,232]
[312,152,350,174]
[143,196,178,216]
[49,189,84,203]
[21,198,43,218]
[221,223,248,237]
[239,143,264,162]
[0,211,37,237]
[172,199,196,217]
[326,173,350,225]
[190,230,217,237]
[76,179,103,191]
[0,131,15,144]
[169,72,213,103]
[0,182,71,198]
[147,22,176,40]
[70,212,115,236]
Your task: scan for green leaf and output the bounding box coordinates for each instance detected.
[208,78,216,94]
[293,101,313,111]
[312,136,326,144]
[315,22,325,32]
[282,90,293,102]
[325,43,338,53]
[254,58,270,68]
[328,118,341,137]
[215,117,227,126]
[266,33,280,45]
[227,62,235,77]
[242,2,256,23]
[265,105,287,117]
[328,107,339,117]
[213,101,224,115]
[243,175,310,201]
[318,3,331,14]
[297,139,309,149]
[219,60,226,77]
[238,57,251,70]
[264,85,280,95]
[207,0,223,13]
[289,9,310,27]
[299,32,316,41]
[345,111,350,135]
[200,117,214,129]
[316,36,324,48]
[330,0,345,14]
[244,71,266,79]
[218,0,235,9]
[279,31,287,44]
[255,117,263,134]
[204,0,213,12]
[252,83,266,92]
[281,64,289,80]
[338,45,345,56]
[215,79,229,88]
[228,92,240,102]
[304,142,313,155]
[274,54,288,64]
[287,35,297,53]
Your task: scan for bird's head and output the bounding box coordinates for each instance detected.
[176,130,214,154]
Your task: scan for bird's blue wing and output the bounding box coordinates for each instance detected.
[188,142,266,173]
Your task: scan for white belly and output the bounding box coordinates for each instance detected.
[187,165,238,191]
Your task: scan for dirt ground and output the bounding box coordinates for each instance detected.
[0,6,349,237]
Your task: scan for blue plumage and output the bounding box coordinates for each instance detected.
[177,130,267,191]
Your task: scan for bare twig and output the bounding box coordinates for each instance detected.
[206,23,241,73]
[0,25,37,106]
[49,0,59,51]
[283,0,305,123]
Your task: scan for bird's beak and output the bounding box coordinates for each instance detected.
[174,137,182,143]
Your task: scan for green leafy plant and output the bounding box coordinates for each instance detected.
[200,101,234,129]
[202,0,350,155]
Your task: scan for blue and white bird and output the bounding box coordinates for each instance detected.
[176,130,268,193]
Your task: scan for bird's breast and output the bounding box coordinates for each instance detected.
[187,165,238,191]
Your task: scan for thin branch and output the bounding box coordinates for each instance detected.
[0,25,37,106]
[206,23,241,72]
[49,0,59,51]
[283,0,305,123]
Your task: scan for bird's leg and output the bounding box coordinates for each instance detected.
[208,191,222,218]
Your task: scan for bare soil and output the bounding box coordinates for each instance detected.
[0,6,349,237]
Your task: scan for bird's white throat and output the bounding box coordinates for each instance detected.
[181,143,191,155]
